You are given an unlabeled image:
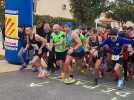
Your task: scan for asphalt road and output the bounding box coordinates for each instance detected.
[0,70,134,100]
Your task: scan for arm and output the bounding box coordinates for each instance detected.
[99,38,110,47]
[35,34,47,51]
[120,37,134,45]
[72,32,82,50]
[25,35,30,50]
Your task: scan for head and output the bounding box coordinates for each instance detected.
[122,26,128,33]
[79,25,87,35]
[25,27,33,35]
[36,21,43,28]
[73,29,81,35]
[105,25,112,34]
[18,27,24,33]
[108,29,118,42]
[43,23,51,32]
[64,24,71,33]
[109,34,117,42]
[92,28,97,34]
[87,27,91,32]
[53,24,61,33]
[127,27,133,33]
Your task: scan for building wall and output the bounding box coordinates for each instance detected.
[36,0,73,18]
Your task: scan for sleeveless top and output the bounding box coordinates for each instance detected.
[64,31,72,47]
[29,34,40,50]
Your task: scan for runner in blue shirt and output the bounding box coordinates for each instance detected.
[95,29,134,89]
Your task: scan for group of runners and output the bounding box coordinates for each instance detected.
[18,22,134,89]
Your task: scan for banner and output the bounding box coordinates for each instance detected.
[5,0,33,26]
[5,0,33,64]
[5,14,18,39]
[4,37,18,51]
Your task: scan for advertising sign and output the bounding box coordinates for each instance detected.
[5,14,18,39]
[5,0,33,64]
[4,37,18,51]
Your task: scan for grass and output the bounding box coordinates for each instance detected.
[0,55,4,60]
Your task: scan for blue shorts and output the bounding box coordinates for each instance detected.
[71,46,85,58]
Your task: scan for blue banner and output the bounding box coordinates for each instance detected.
[5,0,33,26]
[5,0,33,64]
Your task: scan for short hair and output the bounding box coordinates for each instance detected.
[24,27,33,31]
[109,28,118,36]
[127,27,133,31]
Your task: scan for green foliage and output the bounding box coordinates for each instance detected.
[110,0,134,22]
[0,0,4,26]
[70,0,110,25]
[33,15,77,27]
[0,55,4,60]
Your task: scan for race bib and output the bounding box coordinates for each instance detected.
[31,44,39,50]
[112,55,119,61]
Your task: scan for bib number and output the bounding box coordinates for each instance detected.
[112,55,119,61]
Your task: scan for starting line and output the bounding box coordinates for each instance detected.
[29,75,133,100]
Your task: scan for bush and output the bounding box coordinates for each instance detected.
[33,15,77,28]
[0,55,4,60]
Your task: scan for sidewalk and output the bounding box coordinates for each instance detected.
[0,42,19,73]
[0,60,19,73]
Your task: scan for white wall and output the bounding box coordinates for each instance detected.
[36,0,73,18]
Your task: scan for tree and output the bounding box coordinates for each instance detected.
[0,0,4,27]
[111,0,134,23]
[70,0,110,25]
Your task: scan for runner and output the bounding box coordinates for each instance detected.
[50,24,67,80]
[128,44,134,79]
[88,29,103,85]
[63,28,85,84]
[18,27,29,71]
[25,27,48,78]
[99,29,134,89]
[39,23,55,73]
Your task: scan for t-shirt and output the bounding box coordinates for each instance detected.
[51,31,66,52]
[100,37,134,55]
[80,33,88,48]
[80,33,87,42]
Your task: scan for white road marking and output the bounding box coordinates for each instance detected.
[30,81,49,87]
[83,84,100,90]
[29,75,133,99]
[101,88,116,94]
[48,75,134,92]
[115,91,131,98]
[111,97,117,100]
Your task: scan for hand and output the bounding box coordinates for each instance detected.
[130,51,134,56]
[23,48,27,53]
[46,43,52,51]
[38,49,42,55]
[68,48,74,55]
[85,48,89,52]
